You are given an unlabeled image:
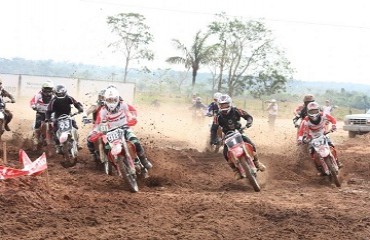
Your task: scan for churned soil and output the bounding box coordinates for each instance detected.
[0,102,369,240]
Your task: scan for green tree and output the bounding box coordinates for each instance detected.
[208,12,294,97]
[107,13,154,82]
[166,31,217,91]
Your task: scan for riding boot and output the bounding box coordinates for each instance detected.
[4,120,11,131]
[253,152,266,172]
[87,141,99,163]
[139,154,153,169]
[4,110,12,131]
[228,161,242,180]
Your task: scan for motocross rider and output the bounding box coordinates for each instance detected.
[30,80,55,145]
[297,101,343,173]
[293,94,315,127]
[206,92,222,116]
[0,78,16,131]
[210,94,266,180]
[85,85,138,163]
[93,87,152,170]
[45,84,84,154]
[190,97,208,110]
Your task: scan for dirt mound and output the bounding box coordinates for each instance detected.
[0,102,369,239]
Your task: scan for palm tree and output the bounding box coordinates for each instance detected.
[166,31,217,91]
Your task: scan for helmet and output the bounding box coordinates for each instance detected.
[55,84,67,98]
[270,99,277,103]
[307,102,320,121]
[104,87,120,112]
[106,84,118,90]
[303,94,315,103]
[41,81,54,96]
[195,97,202,103]
[218,94,232,114]
[213,92,222,100]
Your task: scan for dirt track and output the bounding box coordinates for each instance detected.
[0,102,369,240]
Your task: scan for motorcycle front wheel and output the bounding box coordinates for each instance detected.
[324,156,341,187]
[240,156,261,192]
[117,157,139,193]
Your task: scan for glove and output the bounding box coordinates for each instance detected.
[31,105,37,111]
[331,124,337,131]
[246,122,252,128]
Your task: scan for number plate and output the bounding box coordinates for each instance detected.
[58,118,72,132]
[37,104,48,112]
[106,129,124,143]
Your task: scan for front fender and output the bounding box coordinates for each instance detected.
[59,132,69,144]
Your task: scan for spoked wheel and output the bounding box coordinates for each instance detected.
[117,157,139,193]
[241,157,261,192]
[61,141,76,168]
[325,157,341,187]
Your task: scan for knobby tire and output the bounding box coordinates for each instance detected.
[324,156,341,187]
[240,156,261,192]
[117,157,139,193]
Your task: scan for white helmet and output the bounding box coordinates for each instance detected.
[42,81,54,96]
[213,92,222,100]
[307,102,320,121]
[218,94,232,114]
[104,87,120,112]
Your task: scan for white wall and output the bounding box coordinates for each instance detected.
[0,74,135,104]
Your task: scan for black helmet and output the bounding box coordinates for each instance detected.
[55,84,67,98]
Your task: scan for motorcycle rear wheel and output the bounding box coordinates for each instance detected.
[117,157,139,193]
[240,156,261,192]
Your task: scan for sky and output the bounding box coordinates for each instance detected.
[1,0,370,84]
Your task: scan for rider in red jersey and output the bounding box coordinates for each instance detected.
[297,102,343,172]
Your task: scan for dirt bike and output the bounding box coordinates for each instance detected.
[87,119,112,175]
[100,124,148,193]
[208,126,223,153]
[224,130,261,192]
[192,108,207,124]
[32,120,54,156]
[55,112,81,167]
[305,131,341,187]
[0,100,13,140]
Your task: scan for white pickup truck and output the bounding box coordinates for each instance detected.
[343,109,370,138]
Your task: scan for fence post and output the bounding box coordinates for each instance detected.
[3,141,7,164]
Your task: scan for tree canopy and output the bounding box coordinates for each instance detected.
[107,12,154,82]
